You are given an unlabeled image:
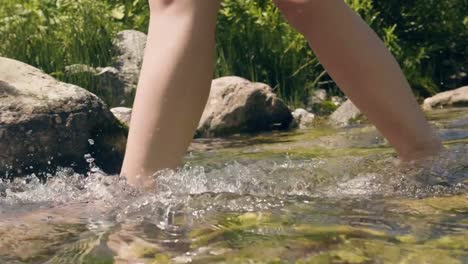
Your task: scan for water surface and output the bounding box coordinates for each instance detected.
[1,108,467,263]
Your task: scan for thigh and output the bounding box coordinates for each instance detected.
[274,0,339,34]
[148,0,221,14]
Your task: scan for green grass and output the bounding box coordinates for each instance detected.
[1,0,466,107]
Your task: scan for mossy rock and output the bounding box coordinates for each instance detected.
[293,225,388,241]
[400,249,462,264]
[427,233,468,251]
[150,254,172,264]
[392,195,468,215]
[297,249,370,264]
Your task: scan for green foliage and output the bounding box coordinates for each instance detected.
[374,0,468,96]
[104,0,150,31]
[0,0,466,105]
[312,101,339,116]
[0,0,118,74]
[216,0,321,106]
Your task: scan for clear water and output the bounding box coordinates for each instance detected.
[0,109,467,264]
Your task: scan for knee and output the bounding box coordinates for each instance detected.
[274,0,318,15]
[148,0,176,12]
[274,0,321,34]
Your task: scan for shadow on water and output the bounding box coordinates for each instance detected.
[0,108,467,263]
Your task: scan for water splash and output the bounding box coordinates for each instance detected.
[0,149,466,263]
[0,145,466,226]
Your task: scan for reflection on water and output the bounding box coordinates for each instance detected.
[0,109,467,263]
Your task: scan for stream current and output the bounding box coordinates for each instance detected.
[0,108,467,263]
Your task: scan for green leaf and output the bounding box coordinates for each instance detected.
[111,5,125,20]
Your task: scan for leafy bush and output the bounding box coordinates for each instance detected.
[374,0,468,96]
[214,0,402,105]
[0,0,466,106]
[0,0,118,75]
[216,0,321,106]
[104,0,150,31]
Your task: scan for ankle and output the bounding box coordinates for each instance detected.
[398,137,444,162]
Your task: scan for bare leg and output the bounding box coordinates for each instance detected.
[274,0,443,161]
[121,0,221,187]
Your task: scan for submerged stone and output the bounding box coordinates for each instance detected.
[428,233,468,251]
[392,195,468,215]
[401,249,462,264]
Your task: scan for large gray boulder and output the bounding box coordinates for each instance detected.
[113,30,147,87]
[64,30,147,107]
[328,99,362,127]
[63,65,130,107]
[0,57,127,177]
[422,86,468,110]
[108,77,293,138]
[196,77,293,137]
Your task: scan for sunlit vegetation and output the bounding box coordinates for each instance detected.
[1,0,466,106]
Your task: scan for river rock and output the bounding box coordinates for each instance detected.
[111,107,132,127]
[331,96,345,106]
[291,108,315,129]
[64,64,99,75]
[328,99,362,127]
[63,64,130,107]
[197,77,293,137]
[63,30,146,107]
[96,67,131,106]
[422,86,468,110]
[306,89,326,112]
[0,57,127,177]
[309,89,327,105]
[113,30,147,87]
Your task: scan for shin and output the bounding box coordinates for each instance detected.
[121,0,221,187]
[275,0,443,161]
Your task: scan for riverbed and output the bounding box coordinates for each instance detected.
[0,108,467,263]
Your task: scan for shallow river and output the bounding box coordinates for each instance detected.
[0,109,467,264]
